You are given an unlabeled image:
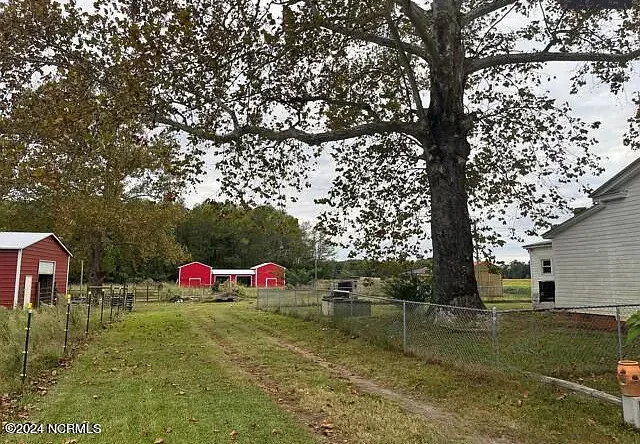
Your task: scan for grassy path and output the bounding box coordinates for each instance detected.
[7,305,314,444]
[6,302,640,444]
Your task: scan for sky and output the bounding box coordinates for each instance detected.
[177,6,640,264]
[181,63,639,264]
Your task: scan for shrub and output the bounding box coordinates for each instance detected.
[383,274,432,302]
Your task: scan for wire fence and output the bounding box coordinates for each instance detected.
[256,287,640,397]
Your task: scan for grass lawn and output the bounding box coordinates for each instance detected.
[8,301,640,444]
[11,304,314,444]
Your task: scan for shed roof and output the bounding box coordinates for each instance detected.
[0,232,72,256]
[178,261,211,269]
[212,269,255,275]
[251,262,286,270]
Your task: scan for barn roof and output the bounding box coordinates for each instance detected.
[251,262,286,269]
[178,261,211,269]
[0,232,72,256]
[212,269,255,275]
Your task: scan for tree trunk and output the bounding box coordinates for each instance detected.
[423,0,484,308]
[87,235,105,287]
[426,155,484,308]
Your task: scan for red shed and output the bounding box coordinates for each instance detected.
[0,232,72,309]
[178,261,212,287]
[251,262,286,287]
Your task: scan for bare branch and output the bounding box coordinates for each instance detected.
[156,116,421,145]
[468,48,640,73]
[462,0,519,25]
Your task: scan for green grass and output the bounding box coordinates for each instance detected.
[9,302,640,444]
[223,303,640,444]
[0,301,109,394]
[259,290,632,395]
[19,304,314,444]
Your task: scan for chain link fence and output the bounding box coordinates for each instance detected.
[257,287,640,396]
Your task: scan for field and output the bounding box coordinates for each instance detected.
[2,301,640,444]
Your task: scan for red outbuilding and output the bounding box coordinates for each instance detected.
[177,261,212,287]
[177,261,286,288]
[0,232,72,309]
[251,262,286,287]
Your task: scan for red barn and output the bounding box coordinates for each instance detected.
[0,232,72,309]
[178,261,212,287]
[251,262,286,287]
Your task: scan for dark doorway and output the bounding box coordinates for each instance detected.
[236,276,252,287]
[539,281,556,303]
[37,275,54,305]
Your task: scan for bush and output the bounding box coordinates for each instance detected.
[383,275,432,302]
[286,269,313,287]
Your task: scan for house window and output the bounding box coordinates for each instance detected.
[541,259,552,274]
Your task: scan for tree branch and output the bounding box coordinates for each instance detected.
[385,9,428,122]
[462,0,519,25]
[156,116,421,145]
[395,0,439,62]
[468,48,640,73]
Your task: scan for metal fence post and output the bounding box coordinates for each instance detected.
[21,304,33,383]
[403,301,407,353]
[616,306,624,360]
[100,289,105,325]
[85,291,92,337]
[491,307,498,366]
[63,295,71,355]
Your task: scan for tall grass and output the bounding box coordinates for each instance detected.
[0,302,104,393]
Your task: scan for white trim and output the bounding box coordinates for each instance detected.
[178,266,182,285]
[265,277,277,288]
[66,256,70,295]
[13,249,23,309]
[51,260,57,301]
[188,277,202,287]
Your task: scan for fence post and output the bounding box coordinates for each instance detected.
[294,287,297,308]
[109,287,114,323]
[616,306,624,361]
[491,307,498,366]
[63,295,71,355]
[21,304,33,384]
[146,284,149,303]
[85,291,92,337]
[403,301,407,353]
[100,289,105,325]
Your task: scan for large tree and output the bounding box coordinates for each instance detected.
[0,73,199,285]
[3,0,639,306]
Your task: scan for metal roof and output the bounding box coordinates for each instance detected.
[0,232,72,256]
[250,262,286,269]
[211,269,255,275]
[177,261,211,269]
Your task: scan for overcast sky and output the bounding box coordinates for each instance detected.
[181,60,639,264]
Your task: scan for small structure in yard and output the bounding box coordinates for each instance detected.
[474,261,503,298]
[321,280,371,318]
[0,232,72,309]
[177,261,286,288]
[524,156,640,311]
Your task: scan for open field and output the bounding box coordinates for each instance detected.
[4,302,640,444]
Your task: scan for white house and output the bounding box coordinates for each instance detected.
[524,157,640,309]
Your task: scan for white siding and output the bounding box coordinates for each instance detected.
[528,246,554,308]
[553,173,640,308]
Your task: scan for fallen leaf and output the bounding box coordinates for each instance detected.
[517,399,523,407]
[188,417,199,423]
[164,426,173,433]
[557,393,567,400]
[176,391,186,396]
[153,438,164,444]
[230,429,238,440]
